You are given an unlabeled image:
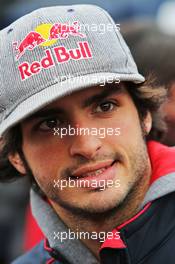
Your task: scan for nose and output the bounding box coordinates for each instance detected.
[69,128,102,160]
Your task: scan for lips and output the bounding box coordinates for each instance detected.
[71,160,116,179]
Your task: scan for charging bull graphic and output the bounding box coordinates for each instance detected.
[49,21,86,39]
[13,21,86,60]
[13,32,46,60]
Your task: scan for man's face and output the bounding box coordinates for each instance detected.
[17,83,151,216]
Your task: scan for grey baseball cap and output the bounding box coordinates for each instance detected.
[0,4,145,136]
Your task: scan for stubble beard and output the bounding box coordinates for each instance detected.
[45,139,150,222]
[21,132,151,223]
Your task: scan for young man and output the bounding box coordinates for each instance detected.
[0,4,175,264]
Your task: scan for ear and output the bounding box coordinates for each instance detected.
[143,111,152,135]
[8,153,26,175]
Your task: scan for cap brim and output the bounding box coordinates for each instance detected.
[0,72,145,136]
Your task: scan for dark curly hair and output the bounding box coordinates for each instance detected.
[0,79,167,186]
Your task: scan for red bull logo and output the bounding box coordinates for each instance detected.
[18,41,92,81]
[13,21,86,60]
[49,21,86,40]
[13,31,46,60]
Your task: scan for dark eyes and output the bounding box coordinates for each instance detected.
[38,118,61,131]
[94,101,117,113]
[37,101,117,132]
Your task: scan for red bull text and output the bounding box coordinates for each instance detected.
[12,21,93,81]
[18,41,93,81]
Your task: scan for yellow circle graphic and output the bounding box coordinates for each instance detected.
[35,23,57,47]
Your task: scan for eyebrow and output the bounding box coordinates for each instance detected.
[82,85,124,108]
[25,85,124,122]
